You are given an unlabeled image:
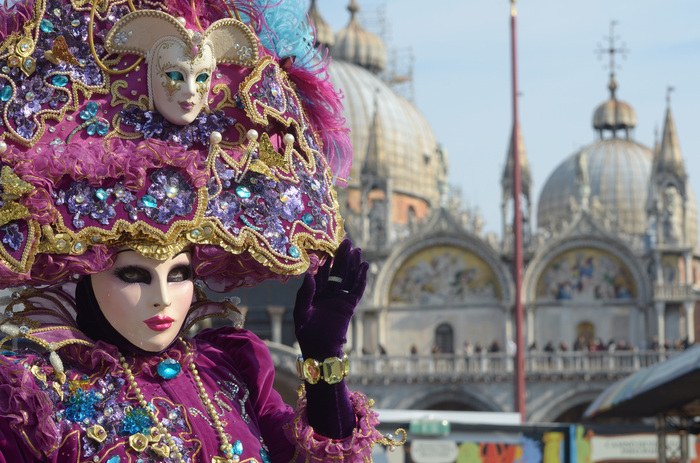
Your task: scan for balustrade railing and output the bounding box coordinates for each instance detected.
[346,350,679,383]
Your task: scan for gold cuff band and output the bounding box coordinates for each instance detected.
[296,353,349,385]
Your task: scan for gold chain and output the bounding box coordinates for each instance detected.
[119,339,235,463]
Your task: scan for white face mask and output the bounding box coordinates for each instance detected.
[91,250,194,352]
[149,39,214,125]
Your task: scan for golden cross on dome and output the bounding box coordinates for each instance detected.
[595,21,630,99]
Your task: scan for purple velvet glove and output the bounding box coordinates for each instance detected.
[294,239,368,360]
[294,239,368,439]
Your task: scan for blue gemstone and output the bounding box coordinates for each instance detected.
[86,124,96,136]
[106,457,121,463]
[51,75,68,87]
[86,101,99,117]
[260,449,271,463]
[288,245,300,258]
[235,185,250,199]
[142,195,157,208]
[157,359,181,379]
[95,188,108,201]
[302,213,314,225]
[79,110,90,120]
[40,19,54,33]
[233,440,243,455]
[0,85,11,102]
[96,121,109,136]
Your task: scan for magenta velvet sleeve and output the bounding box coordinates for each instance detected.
[194,326,297,462]
[195,326,390,463]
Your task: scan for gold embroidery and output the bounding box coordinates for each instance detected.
[44,36,84,67]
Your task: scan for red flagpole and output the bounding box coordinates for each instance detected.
[510,0,526,422]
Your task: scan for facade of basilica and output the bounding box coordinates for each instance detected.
[233,0,700,420]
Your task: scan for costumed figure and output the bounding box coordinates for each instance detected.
[0,0,406,461]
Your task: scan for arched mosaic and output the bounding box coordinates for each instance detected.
[389,245,501,305]
[536,248,637,301]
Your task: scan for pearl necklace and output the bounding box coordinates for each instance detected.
[119,340,236,463]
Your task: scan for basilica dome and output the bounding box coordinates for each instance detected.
[310,1,444,233]
[537,85,698,248]
[328,60,444,208]
[537,139,653,236]
[308,0,334,48]
[331,0,387,74]
[592,75,637,136]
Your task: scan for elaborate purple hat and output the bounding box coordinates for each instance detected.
[0,0,352,291]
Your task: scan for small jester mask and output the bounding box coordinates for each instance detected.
[105,11,259,125]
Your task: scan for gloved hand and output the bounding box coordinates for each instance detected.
[293,239,368,439]
[294,238,368,360]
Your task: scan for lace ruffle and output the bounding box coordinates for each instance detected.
[284,389,385,462]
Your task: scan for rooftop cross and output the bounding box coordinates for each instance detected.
[666,85,675,106]
[595,21,630,99]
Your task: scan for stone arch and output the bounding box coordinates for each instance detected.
[523,227,652,350]
[370,230,514,358]
[524,234,650,305]
[394,385,504,412]
[374,231,513,308]
[528,387,604,423]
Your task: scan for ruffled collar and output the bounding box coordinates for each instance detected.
[60,337,194,380]
[0,282,243,377]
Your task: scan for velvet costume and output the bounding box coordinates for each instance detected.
[0,0,401,459]
[0,288,385,463]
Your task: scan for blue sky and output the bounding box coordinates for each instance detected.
[317,0,700,237]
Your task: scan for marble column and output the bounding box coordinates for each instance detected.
[684,301,695,345]
[655,302,666,350]
[267,305,285,344]
[526,305,535,348]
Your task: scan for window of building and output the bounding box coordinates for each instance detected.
[435,323,454,353]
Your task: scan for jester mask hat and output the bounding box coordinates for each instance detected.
[0,0,351,291]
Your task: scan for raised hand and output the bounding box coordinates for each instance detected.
[294,238,368,360]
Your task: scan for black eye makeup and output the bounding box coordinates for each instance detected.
[168,265,192,283]
[114,266,152,284]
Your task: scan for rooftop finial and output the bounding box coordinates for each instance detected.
[348,0,359,18]
[595,21,629,100]
[666,86,675,107]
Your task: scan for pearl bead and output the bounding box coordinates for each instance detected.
[283,133,294,145]
[246,129,258,141]
[118,340,233,461]
[210,131,222,144]
[0,140,8,154]
[176,16,186,26]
